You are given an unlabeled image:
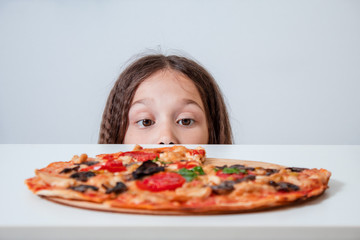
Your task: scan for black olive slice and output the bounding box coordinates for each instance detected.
[268,181,300,192]
[132,160,164,180]
[265,168,280,176]
[234,174,256,183]
[69,185,98,193]
[211,181,235,195]
[105,182,128,194]
[211,175,256,195]
[215,164,254,171]
[229,164,245,168]
[83,161,100,166]
[70,171,96,182]
[286,167,308,172]
[59,166,80,174]
[229,164,255,171]
[214,165,228,170]
[74,161,100,166]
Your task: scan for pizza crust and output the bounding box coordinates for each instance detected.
[204,158,284,169]
[45,190,326,215]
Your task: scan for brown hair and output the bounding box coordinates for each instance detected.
[99,54,233,144]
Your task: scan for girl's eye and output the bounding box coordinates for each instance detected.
[136,119,155,127]
[177,118,195,126]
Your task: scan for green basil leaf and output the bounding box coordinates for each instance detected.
[192,166,205,175]
[238,169,247,174]
[222,167,248,174]
[178,168,197,182]
[222,167,240,174]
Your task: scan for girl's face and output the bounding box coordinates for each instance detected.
[124,69,209,144]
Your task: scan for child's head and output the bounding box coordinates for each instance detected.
[99,54,233,144]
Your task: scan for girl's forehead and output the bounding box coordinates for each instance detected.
[132,69,203,105]
[139,69,193,88]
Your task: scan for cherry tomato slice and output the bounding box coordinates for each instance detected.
[136,172,185,192]
[102,160,126,172]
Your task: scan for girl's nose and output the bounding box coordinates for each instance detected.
[157,125,179,145]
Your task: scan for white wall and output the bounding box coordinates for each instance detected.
[0,0,359,144]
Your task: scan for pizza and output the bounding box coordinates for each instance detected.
[25,145,331,214]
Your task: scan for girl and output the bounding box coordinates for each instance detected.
[99,54,233,144]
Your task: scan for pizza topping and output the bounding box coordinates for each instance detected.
[80,160,126,173]
[97,150,159,162]
[152,156,171,165]
[75,161,99,166]
[235,174,256,183]
[286,167,308,172]
[177,161,200,169]
[211,174,256,195]
[101,161,126,173]
[97,152,122,161]
[216,169,247,181]
[120,151,159,162]
[175,182,211,199]
[265,168,280,176]
[211,181,235,195]
[177,166,205,182]
[72,153,89,164]
[104,182,128,194]
[215,165,254,172]
[268,181,300,192]
[59,166,80,174]
[222,167,247,174]
[160,151,188,164]
[189,149,205,156]
[212,175,256,195]
[132,160,165,180]
[231,164,255,171]
[69,184,99,193]
[214,165,230,171]
[136,172,186,192]
[70,171,96,182]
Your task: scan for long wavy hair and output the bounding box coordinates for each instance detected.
[99,54,233,144]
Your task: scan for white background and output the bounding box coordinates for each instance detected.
[0,0,359,144]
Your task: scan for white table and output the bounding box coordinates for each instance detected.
[0,144,359,240]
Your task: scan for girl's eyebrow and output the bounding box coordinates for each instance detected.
[131,98,204,112]
[131,98,154,107]
[182,99,205,113]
